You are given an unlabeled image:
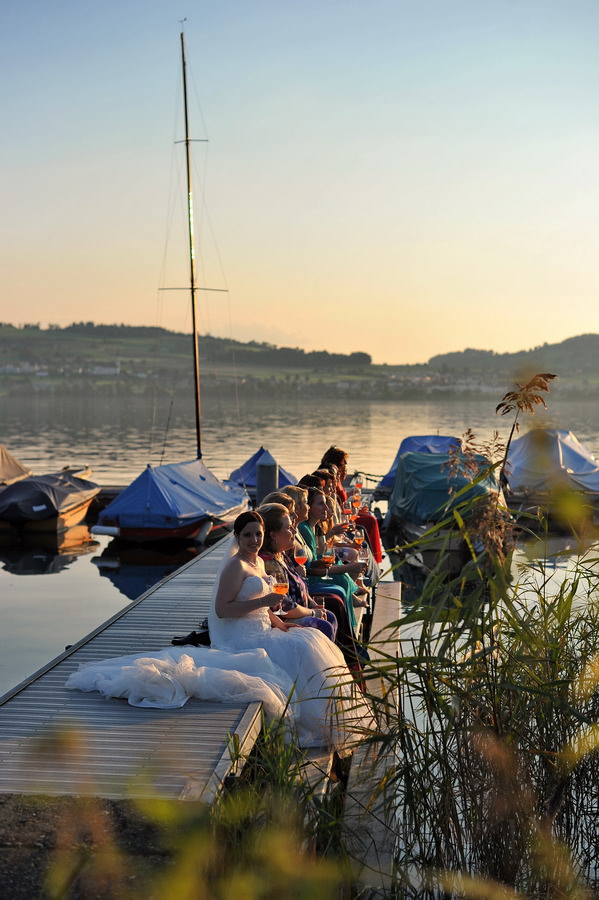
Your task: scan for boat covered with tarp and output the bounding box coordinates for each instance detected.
[92,458,249,543]
[0,471,100,535]
[229,446,297,493]
[383,450,501,570]
[374,435,461,498]
[504,429,599,516]
[0,446,32,486]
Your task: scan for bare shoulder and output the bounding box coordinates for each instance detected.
[215,555,243,588]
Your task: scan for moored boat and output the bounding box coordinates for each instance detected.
[382,449,503,572]
[374,435,461,500]
[91,459,248,543]
[504,428,599,527]
[0,470,101,536]
[229,446,297,501]
[0,445,32,487]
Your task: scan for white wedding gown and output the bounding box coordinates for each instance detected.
[66,573,369,749]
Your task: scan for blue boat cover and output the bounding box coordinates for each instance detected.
[229,446,297,490]
[97,459,249,530]
[386,451,499,525]
[377,435,461,492]
[505,429,599,494]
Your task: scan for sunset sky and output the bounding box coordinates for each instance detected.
[2,1,599,365]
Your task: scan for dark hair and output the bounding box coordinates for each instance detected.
[320,446,348,469]
[312,468,334,484]
[298,474,324,490]
[257,503,292,553]
[233,510,264,536]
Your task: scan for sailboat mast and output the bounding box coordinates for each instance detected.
[180,31,202,460]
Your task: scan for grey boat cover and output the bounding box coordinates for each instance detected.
[386,451,499,526]
[0,445,32,485]
[505,429,599,495]
[0,472,100,522]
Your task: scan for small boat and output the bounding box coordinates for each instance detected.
[504,428,599,526]
[92,459,248,543]
[93,33,249,544]
[382,449,502,572]
[229,446,297,499]
[0,470,101,536]
[0,445,32,487]
[374,435,461,499]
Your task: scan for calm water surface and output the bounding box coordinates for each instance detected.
[1,393,598,696]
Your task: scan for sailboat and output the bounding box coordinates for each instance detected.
[92,33,249,544]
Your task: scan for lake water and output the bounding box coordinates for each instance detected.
[1,392,598,697]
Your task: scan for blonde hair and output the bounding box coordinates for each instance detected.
[256,503,292,553]
[281,485,308,519]
[260,491,294,510]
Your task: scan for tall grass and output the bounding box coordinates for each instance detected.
[367,539,599,897]
[361,374,599,897]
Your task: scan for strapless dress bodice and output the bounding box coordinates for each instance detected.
[208,573,272,651]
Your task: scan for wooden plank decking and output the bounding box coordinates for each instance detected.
[0,538,262,804]
[342,577,402,894]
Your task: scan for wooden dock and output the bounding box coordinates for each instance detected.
[342,578,401,894]
[0,536,402,892]
[0,539,262,804]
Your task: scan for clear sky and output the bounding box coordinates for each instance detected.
[2,1,599,364]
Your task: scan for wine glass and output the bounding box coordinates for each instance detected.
[271,569,289,615]
[293,544,308,567]
[320,545,335,582]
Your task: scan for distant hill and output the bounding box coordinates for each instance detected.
[1,325,597,399]
[0,322,371,373]
[427,334,599,377]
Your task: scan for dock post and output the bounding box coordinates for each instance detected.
[255,450,278,505]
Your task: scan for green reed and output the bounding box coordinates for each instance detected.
[362,504,599,898]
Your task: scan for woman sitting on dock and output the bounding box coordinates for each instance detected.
[256,501,338,642]
[66,510,369,750]
[282,485,368,676]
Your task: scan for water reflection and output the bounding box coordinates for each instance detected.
[0,525,100,575]
[91,538,200,601]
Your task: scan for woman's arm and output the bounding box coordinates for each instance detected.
[285,603,327,620]
[214,561,280,619]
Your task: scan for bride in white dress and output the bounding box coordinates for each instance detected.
[66,510,370,749]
